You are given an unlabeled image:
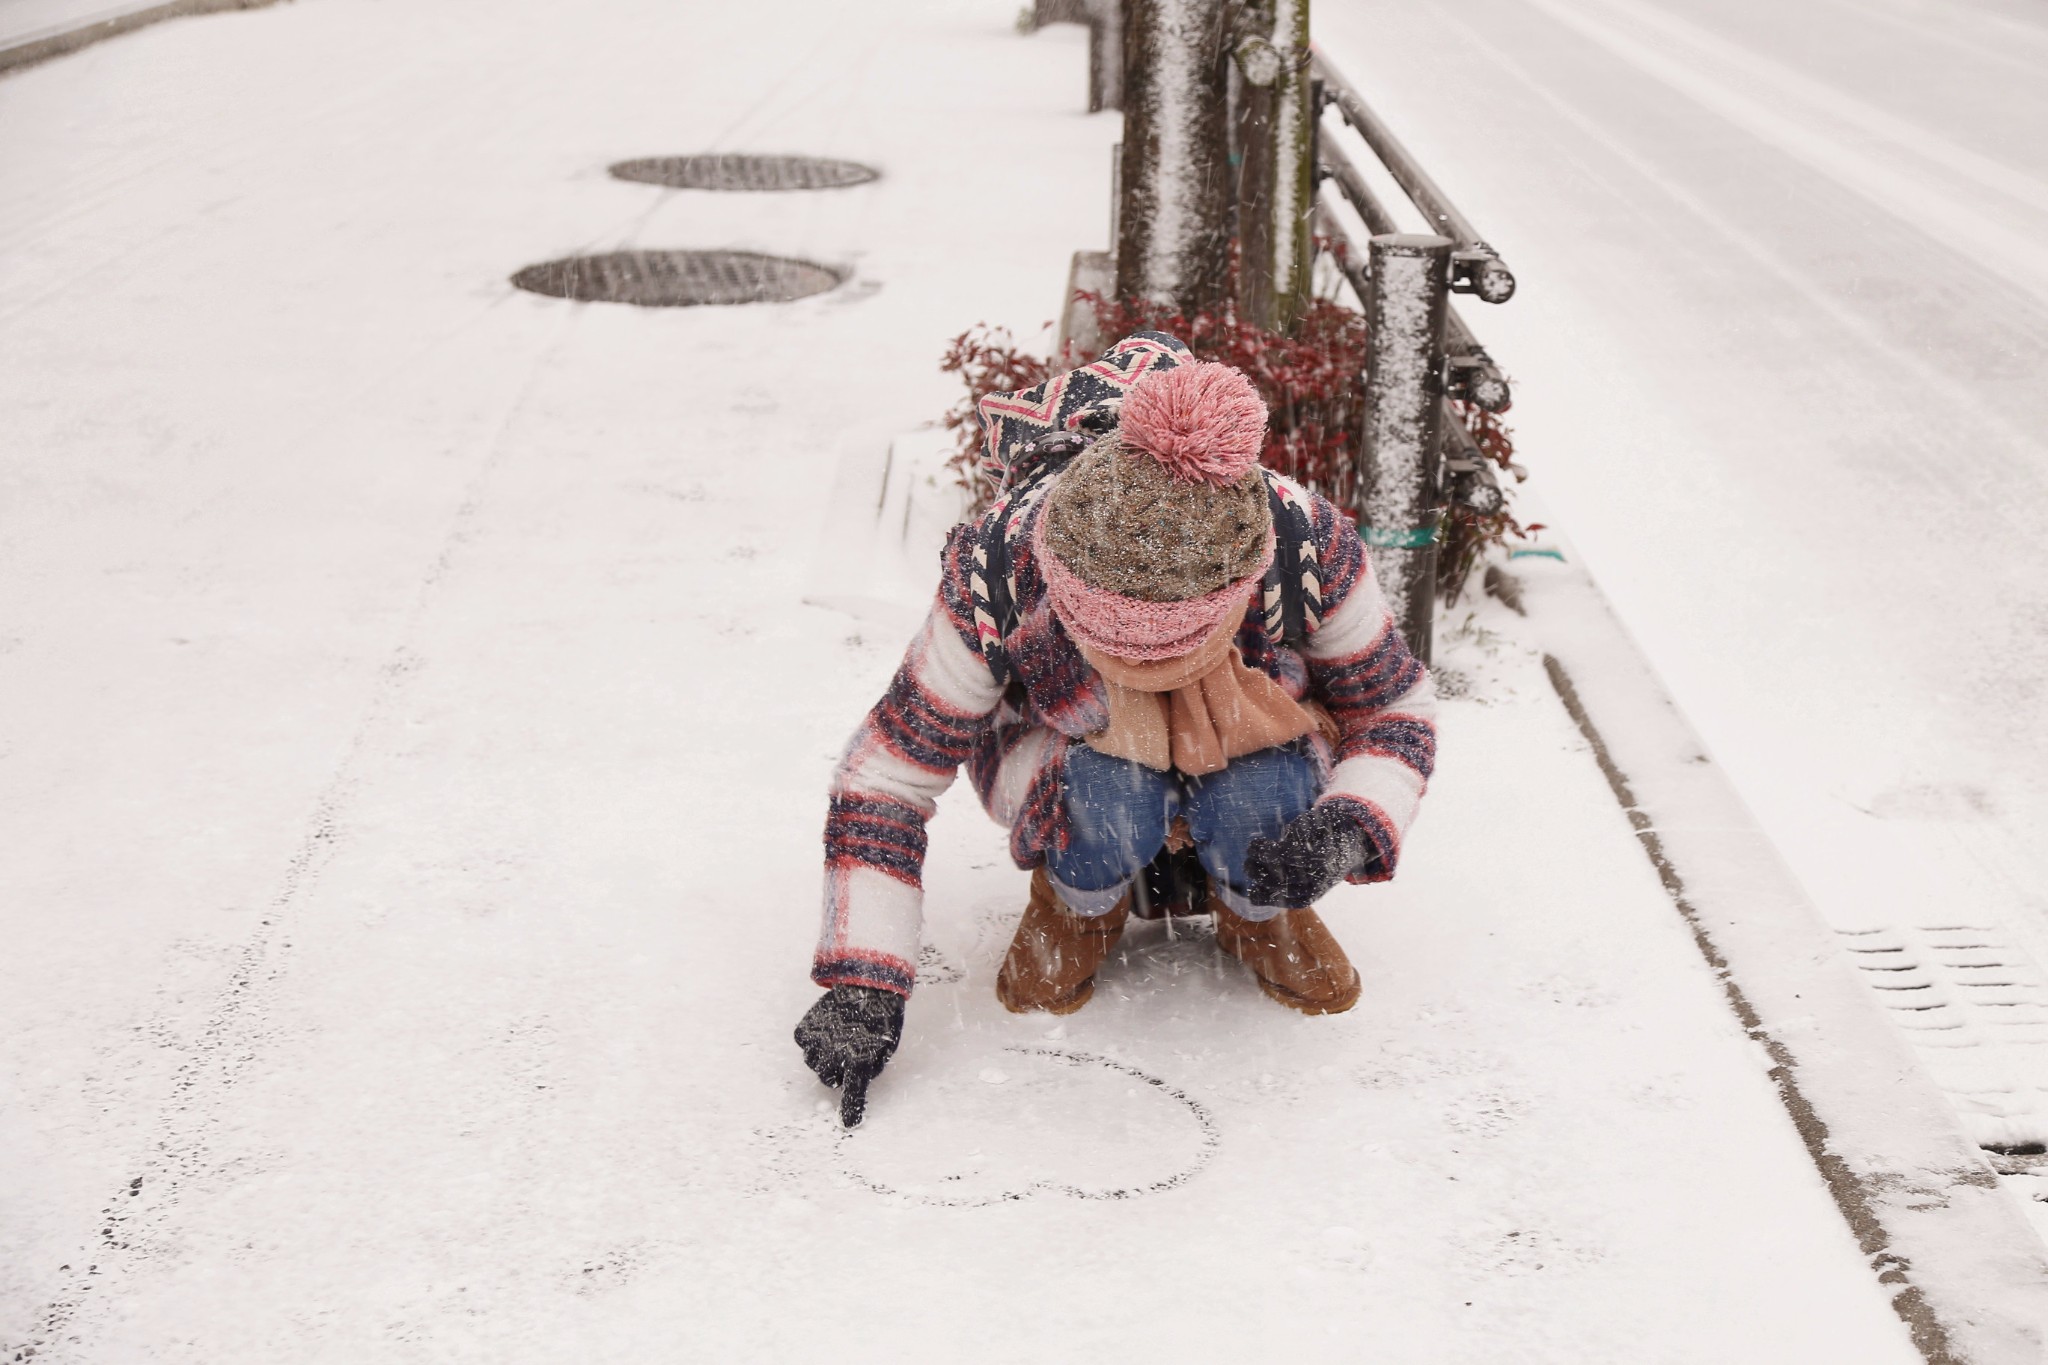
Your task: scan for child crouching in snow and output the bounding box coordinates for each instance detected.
[797,333,1436,1126]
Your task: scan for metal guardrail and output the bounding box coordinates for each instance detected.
[1315,136,1396,237]
[1311,48,1516,305]
[1051,11,1517,664]
[1443,320,1512,412]
[1306,44,1519,662]
[1442,409,1505,515]
[1314,146,1510,413]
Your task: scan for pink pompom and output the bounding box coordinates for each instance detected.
[1118,360,1269,485]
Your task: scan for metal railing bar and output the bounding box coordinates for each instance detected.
[1315,196,1512,412]
[1312,48,1482,247]
[1444,314,1512,411]
[1316,144,1400,238]
[1311,48,1516,303]
[1442,403,1505,514]
[1313,198,1374,308]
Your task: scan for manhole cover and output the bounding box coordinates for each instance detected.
[509,250,844,307]
[609,154,879,192]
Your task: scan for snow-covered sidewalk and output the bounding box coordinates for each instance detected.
[0,1,2038,1359]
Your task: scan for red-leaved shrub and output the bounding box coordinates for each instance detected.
[936,279,1531,603]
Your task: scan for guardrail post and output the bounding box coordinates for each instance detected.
[1361,232,1452,663]
[1116,0,1232,314]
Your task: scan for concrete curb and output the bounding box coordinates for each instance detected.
[0,0,279,77]
[1493,549,2048,1363]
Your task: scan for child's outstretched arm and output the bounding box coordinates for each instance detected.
[799,528,1004,1124]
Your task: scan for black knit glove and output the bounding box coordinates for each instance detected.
[1243,803,1377,910]
[795,985,906,1128]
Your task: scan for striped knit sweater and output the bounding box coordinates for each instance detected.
[814,472,1437,997]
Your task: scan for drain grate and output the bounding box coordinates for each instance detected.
[609,154,879,192]
[1838,922,2048,1151]
[510,250,844,307]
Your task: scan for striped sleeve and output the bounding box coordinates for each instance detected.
[1301,494,1436,883]
[815,564,1006,996]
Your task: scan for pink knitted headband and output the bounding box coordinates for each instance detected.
[1033,508,1272,662]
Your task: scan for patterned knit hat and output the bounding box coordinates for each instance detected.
[1038,360,1274,660]
[973,331,1189,494]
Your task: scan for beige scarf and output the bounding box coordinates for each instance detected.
[1077,608,1319,775]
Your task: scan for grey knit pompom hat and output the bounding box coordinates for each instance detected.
[1041,432,1271,603]
[1040,358,1274,607]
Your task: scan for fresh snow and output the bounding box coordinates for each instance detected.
[1314,0,2048,1175]
[0,0,171,49]
[0,0,2037,1359]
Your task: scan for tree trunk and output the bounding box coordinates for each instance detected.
[1115,0,1233,316]
[1233,7,1277,328]
[1267,0,1314,330]
[1232,0,1313,332]
[1086,0,1124,111]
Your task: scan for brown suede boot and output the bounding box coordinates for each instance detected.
[996,868,1130,1015]
[1211,898,1362,1015]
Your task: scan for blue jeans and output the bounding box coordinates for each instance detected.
[1045,742,1320,923]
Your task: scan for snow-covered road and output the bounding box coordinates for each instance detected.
[1315,0,2048,1162]
[1,0,2042,1358]
[1316,0,2048,970]
[0,0,168,49]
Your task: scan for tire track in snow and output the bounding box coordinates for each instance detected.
[0,308,583,1365]
[1802,0,2048,83]
[0,42,412,260]
[1517,0,2048,311]
[700,3,866,154]
[1567,0,2048,219]
[1936,2,2048,59]
[1421,2,2048,522]
[0,52,529,325]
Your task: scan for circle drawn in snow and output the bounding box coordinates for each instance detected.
[840,1047,1218,1207]
[609,154,880,192]
[509,250,844,307]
